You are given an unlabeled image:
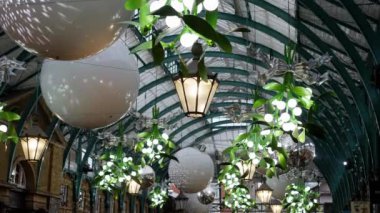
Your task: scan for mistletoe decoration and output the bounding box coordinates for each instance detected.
[135,106,176,166]
[148,186,169,208]
[224,185,255,212]
[0,102,20,143]
[94,144,142,192]
[283,183,319,213]
[123,0,250,67]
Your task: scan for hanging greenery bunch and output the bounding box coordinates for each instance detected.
[148,185,169,208]
[135,106,176,166]
[94,144,142,192]
[123,0,249,67]
[224,185,255,212]
[282,183,319,213]
[0,102,20,143]
[218,163,241,190]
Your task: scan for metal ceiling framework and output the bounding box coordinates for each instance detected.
[0,0,379,211]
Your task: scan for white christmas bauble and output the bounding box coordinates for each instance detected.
[0,0,132,60]
[184,193,210,213]
[40,39,139,129]
[168,147,214,193]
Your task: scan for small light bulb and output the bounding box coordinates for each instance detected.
[293,107,302,116]
[165,16,181,28]
[264,114,274,123]
[280,113,291,122]
[0,124,8,133]
[276,101,286,110]
[203,0,219,11]
[288,98,297,108]
[180,33,198,48]
[343,161,347,166]
[171,0,184,12]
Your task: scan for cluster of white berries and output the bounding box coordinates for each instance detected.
[97,154,140,190]
[220,172,240,190]
[141,133,169,161]
[263,98,303,133]
[149,0,220,48]
[149,189,168,207]
[224,187,253,211]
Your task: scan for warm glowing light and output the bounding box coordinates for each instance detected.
[128,180,141,195]
[256,182,273,203]
[173,74,219,118]
[21,127,49,162]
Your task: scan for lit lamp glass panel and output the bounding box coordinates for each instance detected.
[256,182,273,203]
[236,161,256,180]
[128,180,141,195]
[20,126,49,162]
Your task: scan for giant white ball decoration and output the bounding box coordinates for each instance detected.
[40,39,139,129]
[267,176,302,199]
[168,147,214,193]
[184,193,210,213]
[0,0,132,60]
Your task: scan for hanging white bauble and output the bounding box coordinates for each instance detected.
[267,176,302,200]
[0,0,131,60]
[40,39,139,129]
[140,165,155,189]
[184,193,210,213]
[168,147,214,193]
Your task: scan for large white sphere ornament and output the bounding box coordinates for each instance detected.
[184,193,210,213]
[0,0,132,60]
[168,148,214,193]
[40,39,139,129]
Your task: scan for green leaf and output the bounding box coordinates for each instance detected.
[253,98,266,109]
[160,153,179,162]
[277,152,287,170]
[118,20,140,27]
[263,82,283,92]
[138,132,150,138]
[299,97,314,110]
[151,5,180,16]
[292,86,312,97]
[182,15,232,52]
[179,56,190,76]
[0,111,20,121]
[198,58,208,81]
[167,140,176,149]
[130,40,153,53]
[233,133,248,143]
[266,167,275,178]
[152,42,165,65]
[298,127,306,143]
[139,3,154,30]
[214,32,232,52]
[229,27,251,33]
[124,0,145,10]
[205,10,218,28]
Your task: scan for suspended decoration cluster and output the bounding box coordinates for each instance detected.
[218,43,324,212]
[283,183,320,212]
[0,102,20,143]
[148,185,169,208]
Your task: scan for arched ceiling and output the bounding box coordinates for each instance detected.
[1,0,379,211]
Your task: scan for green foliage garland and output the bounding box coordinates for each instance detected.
[282,183,320,213]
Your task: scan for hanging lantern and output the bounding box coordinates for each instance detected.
[173,43,219,118]
[236,160,256,180]
[175,192,189,210]
[127,180,141,195]
[271,199,283,213]
[20,125,49,162]
[256,182,273,203]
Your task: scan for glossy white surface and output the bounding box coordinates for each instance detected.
[40,39,139,129]
[168,147,214,193]
[0,0,131,60]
